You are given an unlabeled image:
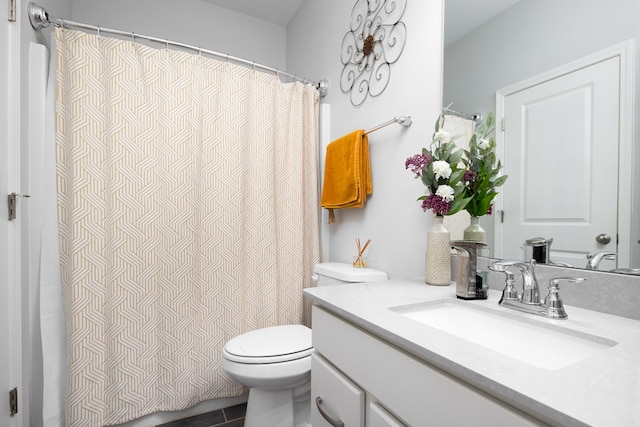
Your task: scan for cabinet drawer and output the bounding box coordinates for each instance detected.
[367,401,405,427]
[311,352,365,427]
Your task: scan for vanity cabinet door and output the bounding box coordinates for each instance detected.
[311,352,365,427]
[367,401,405,427]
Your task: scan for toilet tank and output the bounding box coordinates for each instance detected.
[312,262,388,287]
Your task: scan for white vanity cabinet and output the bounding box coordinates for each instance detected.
[311,305,544,426]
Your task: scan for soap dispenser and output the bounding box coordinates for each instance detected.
[451,240,488,300]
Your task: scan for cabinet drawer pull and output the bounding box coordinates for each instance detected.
[315,396,345,427]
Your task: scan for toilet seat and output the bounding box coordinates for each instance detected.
[223,325,313,364]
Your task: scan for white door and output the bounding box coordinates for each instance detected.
[499,56,620,269]
[1,4,20,426]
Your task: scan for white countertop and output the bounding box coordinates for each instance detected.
[304,278,640,427]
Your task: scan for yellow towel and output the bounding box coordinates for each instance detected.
[320,130,372,223]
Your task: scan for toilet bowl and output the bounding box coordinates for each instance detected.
[221,262,388,427]
[222,325,313,427]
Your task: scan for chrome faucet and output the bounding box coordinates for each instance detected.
[489,259,586,319]
[490,259,540,304]
[586,251,616,270]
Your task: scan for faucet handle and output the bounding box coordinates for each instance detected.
[544,277,586,319]
[496,269,519,303]
[489,259,535,272]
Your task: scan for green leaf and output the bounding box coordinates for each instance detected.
[449,169,465,187]
[443,141,456,159]
[449,196,472,215]
[420,171,432,188]
[486,113,495,129]
[493,175,508,187]
[449,149,464,165]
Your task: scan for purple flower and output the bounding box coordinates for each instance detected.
[421,194,451,216]
[463,170,477,183]
[405,153,431,176]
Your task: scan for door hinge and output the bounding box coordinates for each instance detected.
[8,0,16,22]
[9,387,17,417]
[8,193,30,221]
[500,210,504,223]
[501,118,506,131]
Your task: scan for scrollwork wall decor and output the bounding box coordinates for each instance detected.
[340,0,407,106]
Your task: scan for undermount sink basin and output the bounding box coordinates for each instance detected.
[389,299,617,369]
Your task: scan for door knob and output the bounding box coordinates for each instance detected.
[595,233,611,244]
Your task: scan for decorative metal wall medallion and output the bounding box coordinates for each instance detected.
[340,0,407,106]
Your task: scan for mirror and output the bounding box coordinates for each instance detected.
[442,0,639,272]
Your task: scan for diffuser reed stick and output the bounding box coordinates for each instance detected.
[353,238,371,268]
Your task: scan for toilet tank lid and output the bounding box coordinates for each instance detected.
[225,325,312,358]
[313,262,388,282]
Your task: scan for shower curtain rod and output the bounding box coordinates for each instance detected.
[26,2,329,97]
[364,116,412,135]
[443,108,482,123]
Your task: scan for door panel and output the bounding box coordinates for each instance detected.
[502,57,620,269]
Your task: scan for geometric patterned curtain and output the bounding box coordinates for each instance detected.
[55,28,320,426]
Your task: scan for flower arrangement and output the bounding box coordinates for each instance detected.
[461,113,507,217]
[405,111,507,217]
[405,113,471,216]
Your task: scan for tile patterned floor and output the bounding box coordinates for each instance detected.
[156,402,246,427]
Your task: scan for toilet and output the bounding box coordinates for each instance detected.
[221,262,388,427]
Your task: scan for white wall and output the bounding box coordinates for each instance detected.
[71,0,287,70]
[287,0,445,279]
[443,0,640,267]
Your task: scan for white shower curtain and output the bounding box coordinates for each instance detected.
[52,28,320,426]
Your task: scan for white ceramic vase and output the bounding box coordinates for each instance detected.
[425,216,451,286]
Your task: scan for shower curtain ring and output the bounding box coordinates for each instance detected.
[97,26,101,36]
[131,32,135,43]
[166,39,169,49]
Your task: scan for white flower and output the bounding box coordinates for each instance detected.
[478,138,490,150]
[436,185,455,202]
[432,160,452,180]
[434,130,451,143]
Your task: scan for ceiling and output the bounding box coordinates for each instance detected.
[201,0,304,27]
[201,0,521,44]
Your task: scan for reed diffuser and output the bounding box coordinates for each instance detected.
[353,238,371,268]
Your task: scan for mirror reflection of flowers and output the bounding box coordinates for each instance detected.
[461,113,508,217]
[405,112,471,216]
